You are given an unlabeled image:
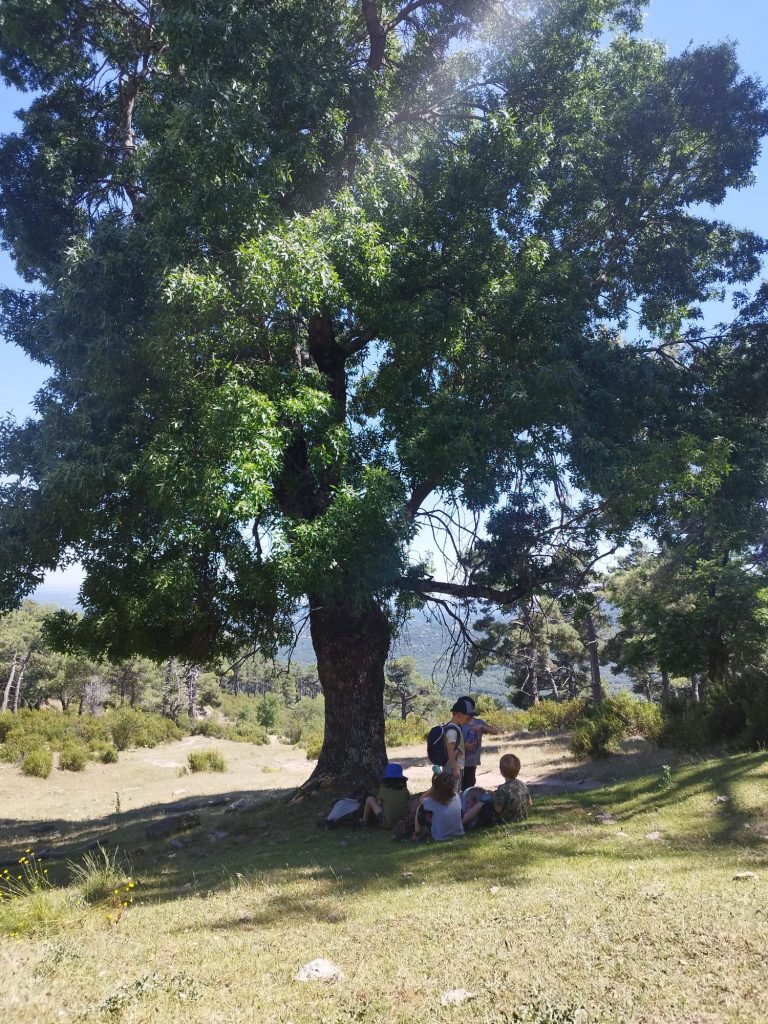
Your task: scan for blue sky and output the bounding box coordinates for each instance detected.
[0,0,766,603]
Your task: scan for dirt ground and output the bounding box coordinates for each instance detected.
[0,730,672,843]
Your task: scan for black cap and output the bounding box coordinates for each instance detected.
[451,697,475,715]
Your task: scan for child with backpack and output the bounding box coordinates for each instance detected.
[460,696,501,791]
[425,698,475,786]
[360,763,411,829]
[411,770,464,842]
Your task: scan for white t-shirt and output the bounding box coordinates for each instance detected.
[423,794,464,841]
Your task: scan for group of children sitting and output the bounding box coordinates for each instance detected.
[359,751,530,841]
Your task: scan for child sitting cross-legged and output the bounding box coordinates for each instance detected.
[411,770,464,842]
[493,753,531,822]
[360,763,411,829]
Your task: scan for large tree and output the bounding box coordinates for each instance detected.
[1,1,767,785]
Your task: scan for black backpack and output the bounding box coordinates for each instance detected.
[426,723,458,766]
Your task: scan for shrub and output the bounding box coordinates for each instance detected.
[0,711,16,742]
[59,741,89,772]
[108,709,185,750]
[100,745,119,764]
[1,728,50,763]
[225,721,269,745]
[303,728,324,760]
[384,716,428,747]
[570,717,622,759]
[187,750,227,772]
[190,717,226,738]
[525,698,588,732]
[21,748,53,778]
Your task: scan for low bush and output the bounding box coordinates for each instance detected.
[303,728,324,760]
[187,750,227,772]
[108,709,186,750]
[569,692,663,759]
[190,717,226,738]
[1,728,50,763]
[21,748,53,778]
[224,721,269,745]
[59,741,89,772]
[100,744,119,764]
[384,716,429,747]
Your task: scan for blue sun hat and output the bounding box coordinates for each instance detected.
[382,762,407,780]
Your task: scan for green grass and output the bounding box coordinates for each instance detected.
[1,744,767,1023]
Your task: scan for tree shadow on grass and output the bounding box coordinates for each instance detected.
[3,750,765,915]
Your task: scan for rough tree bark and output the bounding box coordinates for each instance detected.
[584,610,603,703]
[304,598,392,789]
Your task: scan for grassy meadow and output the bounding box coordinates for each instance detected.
[1,732,766,1024]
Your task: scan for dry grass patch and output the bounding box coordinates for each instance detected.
[0,739,766,1024]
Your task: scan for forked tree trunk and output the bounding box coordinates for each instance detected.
[305,598,392,789]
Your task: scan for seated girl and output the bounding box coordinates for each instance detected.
[411,770,464,841]
[361,763,411,828]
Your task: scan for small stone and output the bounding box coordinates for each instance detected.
[440,989,477,1006]
[325,911,344,923]
[207,795,230,807]
[167,838,188,851]
[715,795,730,804]
[295,959,343,983]
[645,831,664,841]
[225,798,251,813]
[489,886,501,895]
[595,813,617,825]
[732,872,758,881]
[209,830,230,843]
[178,882,193,893]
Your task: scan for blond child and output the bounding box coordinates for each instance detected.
[493,753,531,822]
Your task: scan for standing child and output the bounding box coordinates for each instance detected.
[427,698,475,787]
[361,763,411,829]
[412,770,464,841]
[460,698,501,791]
[493,753,532,822]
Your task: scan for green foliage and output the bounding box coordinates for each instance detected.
[303,729,324,761]
[524,699,590,733]
[224,721,269,746]
[0,727,49,762]
[1,0,768,784]
[570,693,663,759]
[58,741,88,772]
[99,744,119,764]
[187,750,227,773]
[190,717,226,739]
[109,709,185,751]
[21,747,53,778]
[254,692,283,731]
[283,696,325,745]
[384,716,429,747]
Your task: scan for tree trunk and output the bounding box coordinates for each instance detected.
[585,610,603,703]
[527,653,540,705]
[690,673,701,703]
[12,650,31,713]
[304,598,392,789]
[186,664,200,719]
[2,653,17,713]
[660,667,671,702]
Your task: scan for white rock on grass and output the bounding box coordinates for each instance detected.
[645,831,664,841]
[440,989,477,1006]
[295,959,343,983]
